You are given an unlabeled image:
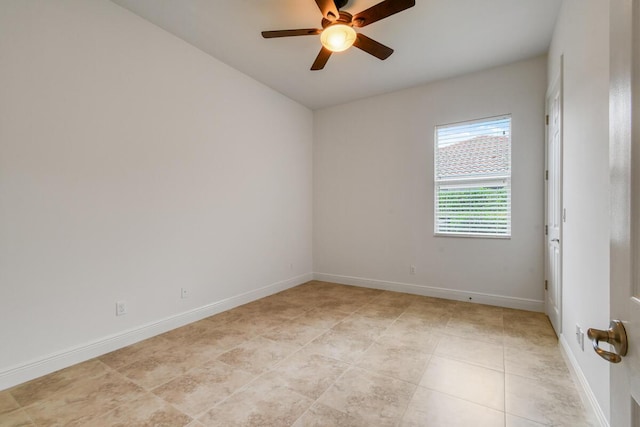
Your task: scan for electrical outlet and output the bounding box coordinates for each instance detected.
[410,265,416,275]
[576,324,584,351]
[116,301,127,316]
[181,288,189,299]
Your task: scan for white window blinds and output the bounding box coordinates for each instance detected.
[434,115,512,237]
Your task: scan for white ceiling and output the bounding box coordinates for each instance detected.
[111,0,561,110]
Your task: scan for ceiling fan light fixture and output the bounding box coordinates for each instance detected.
[320,24,357,52]
[261,0,416,69]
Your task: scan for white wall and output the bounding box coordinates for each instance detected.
[547,0,611,422]
[313,56,547,310]
[0,0,312,388]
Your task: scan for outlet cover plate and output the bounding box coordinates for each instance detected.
[116,301,127,316]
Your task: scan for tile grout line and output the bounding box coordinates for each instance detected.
[289,364,355,426]
[182,295,376,423]
[286,294,398,426]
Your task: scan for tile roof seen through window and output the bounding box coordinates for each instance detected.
[436,135,510,179]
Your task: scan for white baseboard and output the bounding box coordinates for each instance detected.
[0,273,313,391]
[313,272,544,312]
[559,335,609,427]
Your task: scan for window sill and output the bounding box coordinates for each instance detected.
[434,232,512,240]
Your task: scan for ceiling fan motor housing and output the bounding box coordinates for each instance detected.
[334,0,349,10]
[322,11,354,29]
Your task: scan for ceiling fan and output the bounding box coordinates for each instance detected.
[261,0,415,70]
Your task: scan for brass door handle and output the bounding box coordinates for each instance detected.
[587,320,628,363]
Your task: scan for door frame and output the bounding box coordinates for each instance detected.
[545,63,564,336]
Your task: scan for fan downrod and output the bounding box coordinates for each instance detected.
[334,0,349,10]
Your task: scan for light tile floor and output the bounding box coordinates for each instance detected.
[1,281,595,426]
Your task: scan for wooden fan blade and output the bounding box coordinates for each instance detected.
[262,29,322,38]
[353,33,394,60]
[352,0,415,27]
[311,47,332,70]
[315,0,340,21]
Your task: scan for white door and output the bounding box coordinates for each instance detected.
[545,73,562,336]
[598,1,640,426]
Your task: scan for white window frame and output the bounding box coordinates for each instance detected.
[434,115,512,239]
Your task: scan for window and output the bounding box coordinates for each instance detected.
[434,115,511,238]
